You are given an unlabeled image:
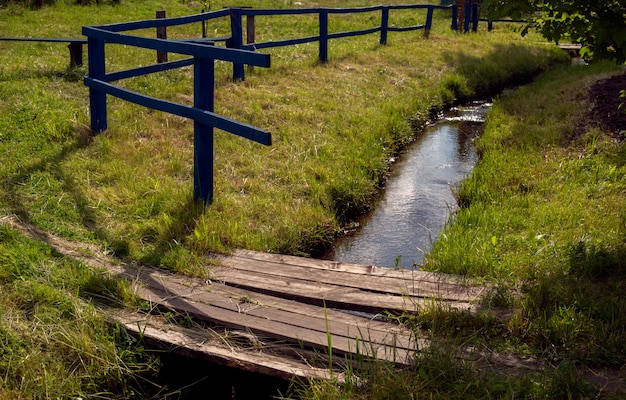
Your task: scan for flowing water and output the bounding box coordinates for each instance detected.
[323,102,490,268]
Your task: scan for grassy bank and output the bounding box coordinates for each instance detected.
[0,0,572,397]
[418,62,626,397]
[298,63,626,400]
[425,61,626,364]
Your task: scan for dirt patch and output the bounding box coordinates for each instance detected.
[588,72,626,135]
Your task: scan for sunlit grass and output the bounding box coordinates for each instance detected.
[424,62,626,369]
[1,0,566,266]
[0,224,160,397]
[0,0,573,396]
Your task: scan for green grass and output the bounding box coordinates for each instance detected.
[298,348,596,400]
[1,0,566,268]
[422,61,626,379]
[297,62,626,400]
[0,0,575,397]
[0,224,161,398]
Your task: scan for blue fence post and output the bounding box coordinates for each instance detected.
[87,37,107,133]
[471,2,479,32]
[229,7,245,81]
[424,6,434,37]
[319,9,328,63]
[451,4,458,31]
[380,6,389,45]
[488,20,493,31]
[193,55,215,203]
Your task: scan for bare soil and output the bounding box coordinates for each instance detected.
[589,72,626,135]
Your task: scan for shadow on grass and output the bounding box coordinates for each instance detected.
[0,64,88,83]
[1,129,98,232]
[1,124,204,270]
[519,238,626,367]
[440,42,567,100]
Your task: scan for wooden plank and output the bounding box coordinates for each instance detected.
[110,311,341,381]
[219,253,484,301]
[129,266,417,351]
[109,267,420,349]
[210,264,477,315]
[232,249,478,285]
[105,260,411,340]
[0,217,485,368]
[133,283,416,365]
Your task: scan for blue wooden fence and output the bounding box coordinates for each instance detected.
[82,2,483,203]
[228,4,458,80]
[83,11,271,203]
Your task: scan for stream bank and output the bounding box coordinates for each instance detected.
[323,102,490,268]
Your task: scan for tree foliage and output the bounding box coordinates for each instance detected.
[481,0,626,63]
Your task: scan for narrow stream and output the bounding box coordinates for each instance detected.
[323,102,490,269]
[147,103,490,399]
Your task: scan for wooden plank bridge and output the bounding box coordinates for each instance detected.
[3,216,497,381]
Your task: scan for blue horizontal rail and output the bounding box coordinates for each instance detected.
[481,18,527,31]
[238,6,383,16]
[104,58,195,82]
[230,4,456,79]
[82,2,480,203]
[94,8,229,32]
[84,77,271,145]
[328,26,381,40]
[83,12,272,203]
[0,37,87,66]
[243,35,318,51]
[388,24,426,32]
[0,37,86,43]
[83,26,269,67]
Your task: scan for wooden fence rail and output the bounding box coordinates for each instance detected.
[0,37,87,66]
[228,4,456,80]
[83,11,271,203]
[82,2,485,203]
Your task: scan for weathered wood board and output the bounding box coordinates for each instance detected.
[1,215,493,380]
[212,249,485,315]
[117,264,421,364]
[110,310,341,382]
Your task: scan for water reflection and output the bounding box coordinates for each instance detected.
[324,103,490,268]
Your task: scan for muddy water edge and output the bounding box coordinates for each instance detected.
[322,102,491,269]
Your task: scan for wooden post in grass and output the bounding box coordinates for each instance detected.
[247,14,255,72]
[319,10,329,63]
[87,37,107,133]
[424,6,434,38]
[380,6,389,45]
[156,10,168,63]
[463,0,472,32]
[202,9,208,38]
[229,7,246,80]
[193,55,215,203]
[451,4,458,31]
[471,0,481,32]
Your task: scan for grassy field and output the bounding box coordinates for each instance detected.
[1,0,609,397]
[0,0,565,269]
